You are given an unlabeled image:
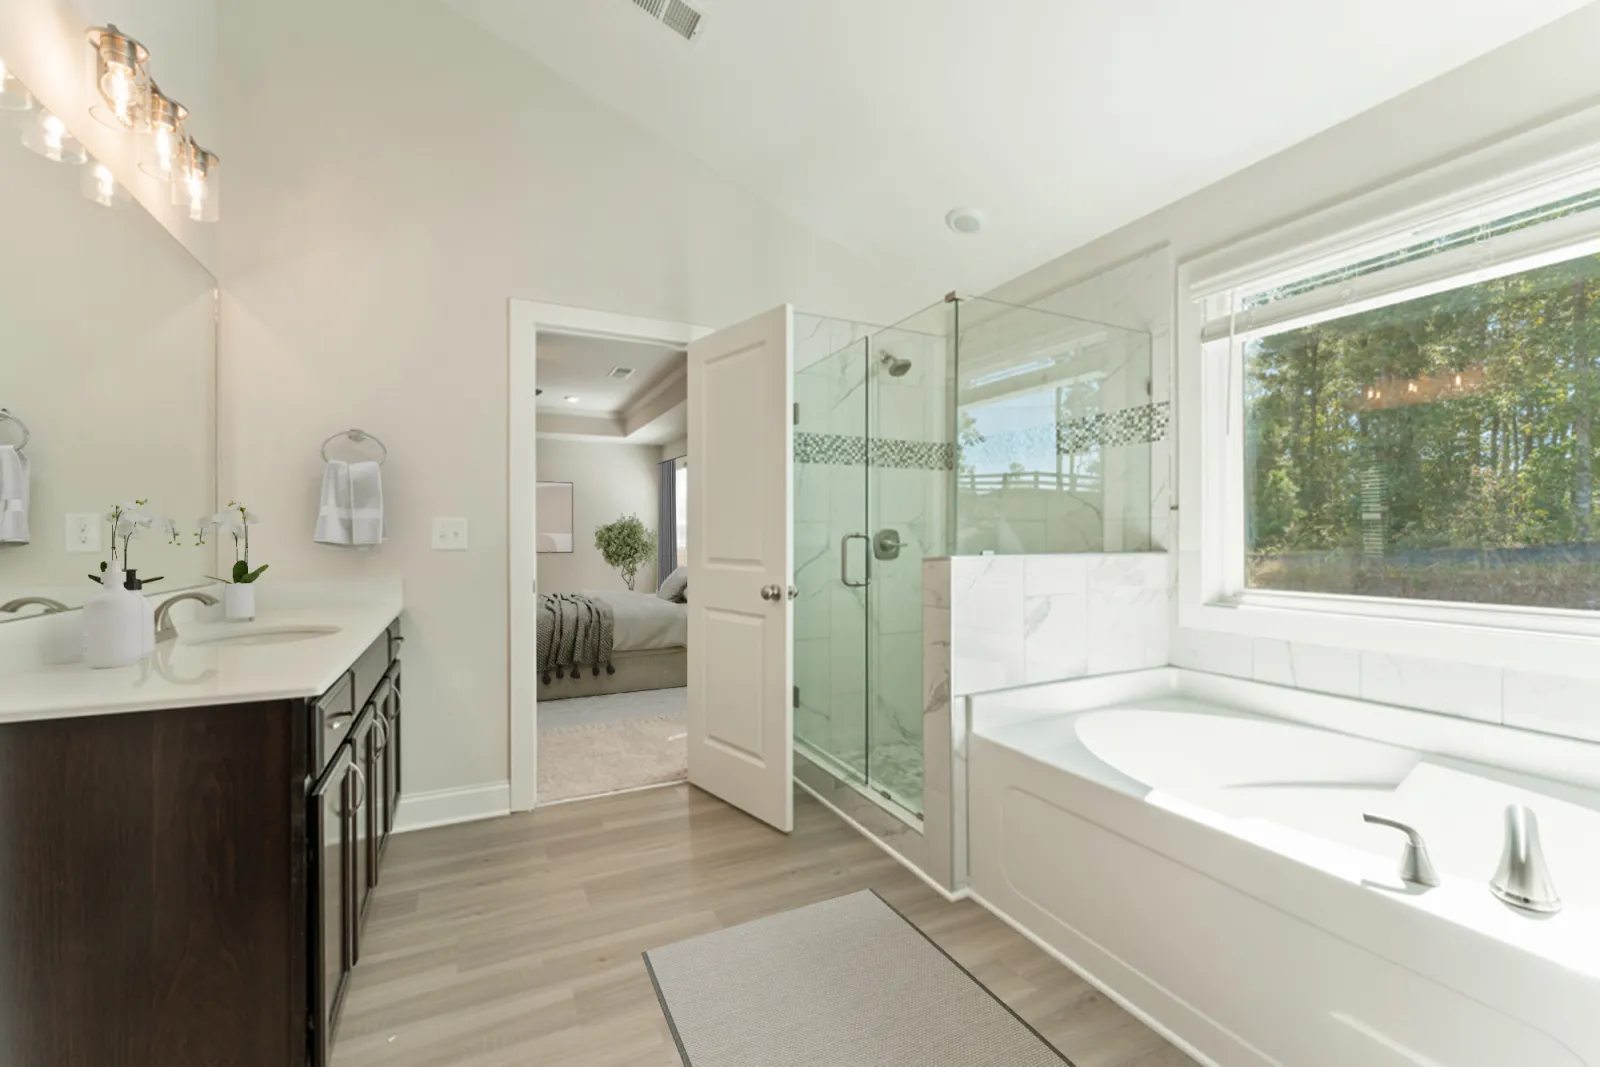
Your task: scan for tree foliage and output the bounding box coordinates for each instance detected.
[1245,253,1600,608]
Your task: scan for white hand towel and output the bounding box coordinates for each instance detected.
[0,445,29,545]
[313,460,353,545]
[349,460,385,546]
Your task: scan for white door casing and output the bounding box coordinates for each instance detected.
[686,304,795,833]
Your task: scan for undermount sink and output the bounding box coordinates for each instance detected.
[183,625,342,648]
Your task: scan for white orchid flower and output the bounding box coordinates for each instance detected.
[201,510,244,539]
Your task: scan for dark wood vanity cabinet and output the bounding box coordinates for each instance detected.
[0,615,403,1067]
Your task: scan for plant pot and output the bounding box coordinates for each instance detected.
[224,583,256,622]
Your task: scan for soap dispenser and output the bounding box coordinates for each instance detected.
[83,564,147,668]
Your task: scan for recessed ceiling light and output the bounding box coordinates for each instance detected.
[564,395,580,403]
[946,207,986,235]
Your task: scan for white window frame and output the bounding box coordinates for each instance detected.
[1176,102,1600,672]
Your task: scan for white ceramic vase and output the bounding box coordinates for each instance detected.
[224,582,256,622]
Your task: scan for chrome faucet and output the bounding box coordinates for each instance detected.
[153,591,220,640]
[1490,804,1562,914]
[1363,813,1441,888]
[0,596,70,615]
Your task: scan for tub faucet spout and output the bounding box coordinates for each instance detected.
[1490,804,1561,915]
[1363,813,1441,889]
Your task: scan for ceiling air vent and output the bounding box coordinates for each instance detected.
[608,366,637,381]
[628,0,705,41]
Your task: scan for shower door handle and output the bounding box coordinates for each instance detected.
[840,533,871,588]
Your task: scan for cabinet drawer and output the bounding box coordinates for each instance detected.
[312,672,357,775]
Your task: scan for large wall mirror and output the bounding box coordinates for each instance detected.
[0,65,216,622]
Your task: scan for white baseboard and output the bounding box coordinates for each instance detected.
[392,782,511,834]
[795,777,968,905]
[967,889,1228,1067]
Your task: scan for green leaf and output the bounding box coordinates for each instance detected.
[232,559,248,583]
[204,575,234,585]
[240,564,269,584]
[88,574,102,584]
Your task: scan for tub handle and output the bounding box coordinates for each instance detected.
[1363,814,1441,888]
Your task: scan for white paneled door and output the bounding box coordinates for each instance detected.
[686,305,795,833]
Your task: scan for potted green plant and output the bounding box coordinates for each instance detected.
[594,514,656,592]
[89,499,172,590]
[200,501,267,621]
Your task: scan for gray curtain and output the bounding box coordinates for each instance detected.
[657,458,678,590]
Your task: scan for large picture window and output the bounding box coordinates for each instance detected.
[1244,250,1600,610]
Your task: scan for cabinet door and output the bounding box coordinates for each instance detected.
[310,744,355,1067]
[382,660,402,834]
[350,709,374,952]
[369,677,392,869]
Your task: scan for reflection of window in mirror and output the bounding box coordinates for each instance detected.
[536,481,574,553]
[674,461,688,561]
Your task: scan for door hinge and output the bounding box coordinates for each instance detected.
[793,685,800,709]
[793,402,800,425]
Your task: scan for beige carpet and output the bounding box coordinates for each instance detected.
[538,714,688,803]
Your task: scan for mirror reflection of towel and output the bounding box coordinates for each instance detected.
[0,446,29,545]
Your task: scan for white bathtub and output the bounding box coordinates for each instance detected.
[967,677,1600,1067]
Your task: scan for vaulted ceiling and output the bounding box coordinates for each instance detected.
[446,0,1590,295]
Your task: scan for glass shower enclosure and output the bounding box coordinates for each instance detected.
[792,297,1155,821]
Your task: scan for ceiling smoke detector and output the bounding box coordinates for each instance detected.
[946,207,986,235]
[629,0,706,41]
[608,366,637,380]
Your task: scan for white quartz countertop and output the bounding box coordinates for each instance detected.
[0,593,403,722]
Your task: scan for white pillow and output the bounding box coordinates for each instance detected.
[658,566,689,602]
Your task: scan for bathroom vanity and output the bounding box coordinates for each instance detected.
[0,598,404,1067]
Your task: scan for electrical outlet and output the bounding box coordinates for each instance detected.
[65,514,101,554]
[431,517,469,551]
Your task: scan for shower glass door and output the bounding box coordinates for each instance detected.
[793,333,870,787]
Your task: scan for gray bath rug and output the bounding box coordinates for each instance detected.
[643,890,1074,1067]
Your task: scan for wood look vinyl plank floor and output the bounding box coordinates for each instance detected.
[333,784,1198,1067]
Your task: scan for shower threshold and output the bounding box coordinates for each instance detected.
[795,737,923,829]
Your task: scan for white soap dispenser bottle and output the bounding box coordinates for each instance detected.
[83,564,147,669]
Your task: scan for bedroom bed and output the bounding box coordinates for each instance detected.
[538,590,686,700]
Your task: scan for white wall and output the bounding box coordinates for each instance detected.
[658,437,687,464]
[216,0,921,799]
[537,439,660,595]
[981,5,1600,745]
[0,0,221,274]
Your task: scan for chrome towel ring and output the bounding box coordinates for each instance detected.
[320,428,387,465]
[0,409,29,452]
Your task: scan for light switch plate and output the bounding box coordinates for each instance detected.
[65,514,101,554]
[431,517,469,551]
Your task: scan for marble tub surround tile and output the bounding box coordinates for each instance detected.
[1503,671,1600,744]
[1023,594,1089,684]
[1358,652,1502,725]
[1085,586,1169,676]
[1170,626,1255,678]
[949,556,1027,695]
[1023,555,1089,596]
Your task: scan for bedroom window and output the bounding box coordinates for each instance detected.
[674,462,688,561]
[1191,155,1600,633]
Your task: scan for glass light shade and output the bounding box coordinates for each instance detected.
[80,160,128,208]
[172,138,220,222]
[138,88,188,182]
[0,57,35,112]
[85,25,150,130]
[22,109,87,165]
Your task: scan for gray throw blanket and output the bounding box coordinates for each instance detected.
[537,593,615,684]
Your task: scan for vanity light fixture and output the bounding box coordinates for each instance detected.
[22,109,87,165]
[85,25,150,130]
[172,136,220,223]
[0,57,34,112]
[139,86,188,182]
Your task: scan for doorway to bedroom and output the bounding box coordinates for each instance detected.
[510,303,708,810]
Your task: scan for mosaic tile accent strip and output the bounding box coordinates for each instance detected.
[795,432,954,471]
[1057,401,1170,454]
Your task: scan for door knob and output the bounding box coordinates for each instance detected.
[787,586,799,600]
[760,584,783,601]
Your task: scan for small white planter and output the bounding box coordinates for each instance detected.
[224,583,257,622]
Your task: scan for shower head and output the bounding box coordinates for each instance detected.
[879,352,913,378]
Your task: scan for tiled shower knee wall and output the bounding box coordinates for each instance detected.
[921,552,1170,889]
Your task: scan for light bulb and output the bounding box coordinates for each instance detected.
[43,113,65,157]
[104,66,134,125]
[154,127,176,177]
[185,169,207,221]
[91,163,116,207]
